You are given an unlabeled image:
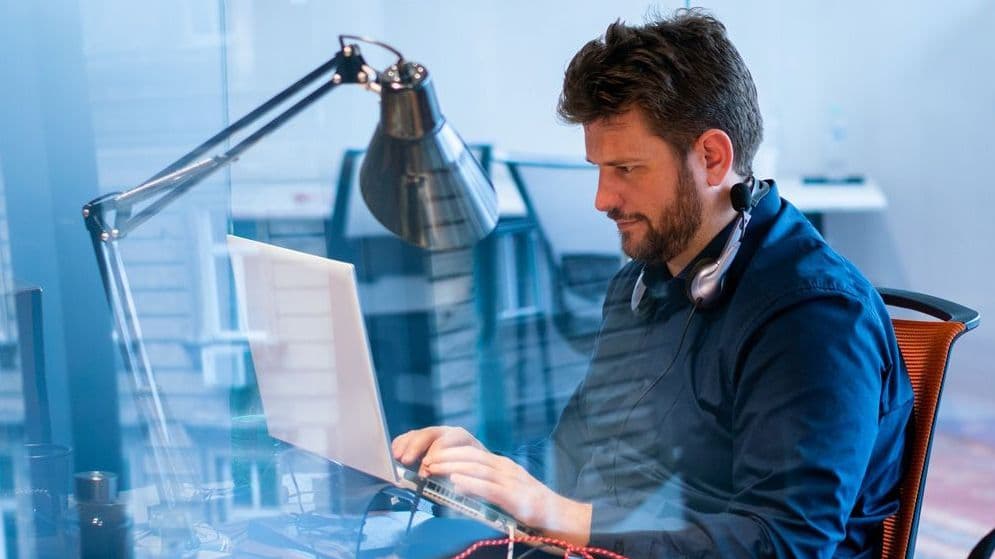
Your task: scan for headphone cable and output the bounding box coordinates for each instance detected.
[609,301,698,504]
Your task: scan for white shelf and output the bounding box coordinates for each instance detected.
[229,181,333,220]
[777,177,887,214]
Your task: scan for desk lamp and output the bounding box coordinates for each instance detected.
[80,35,497,551]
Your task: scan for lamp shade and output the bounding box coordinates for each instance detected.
[360,61,498,251]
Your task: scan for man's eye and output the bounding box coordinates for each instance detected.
[617,166,633,174]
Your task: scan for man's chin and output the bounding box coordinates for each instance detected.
[621,234,651,262]
[620,232,636,256]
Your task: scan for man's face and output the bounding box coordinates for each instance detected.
[584,108,703,265]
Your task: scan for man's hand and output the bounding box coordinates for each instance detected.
[424,445,592,546]
[393,428,592,544]
[392,426,484,477]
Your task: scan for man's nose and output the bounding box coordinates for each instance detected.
[594,173,619,213]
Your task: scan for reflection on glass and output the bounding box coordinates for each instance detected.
[0,155,62,558]
[1,2,621,556]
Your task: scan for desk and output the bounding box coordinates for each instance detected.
[113,483,432,558]
[229,180,333,221]
[777,177,887,232]
[777,177,887,214]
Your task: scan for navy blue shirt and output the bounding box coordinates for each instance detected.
[549,182,913,558]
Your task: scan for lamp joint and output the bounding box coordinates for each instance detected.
[333,44,373,87]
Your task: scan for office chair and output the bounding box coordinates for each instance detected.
[503,158,620,355]
[876,288,980,559]
[968,528,995,559]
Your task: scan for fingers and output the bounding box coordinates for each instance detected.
[449,473,505,507]
[423,447,519,484]
[391,427,443,465]
[419,429,481,472]
[391,426,483,467]
[425,460,496,481]
[442,459,549,528]
[423,444,501,467]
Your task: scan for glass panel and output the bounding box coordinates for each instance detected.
[1,1,992,557]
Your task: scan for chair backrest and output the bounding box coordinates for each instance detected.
[877,288,980,559]
[502,158,617,262]
[501,157,621,352]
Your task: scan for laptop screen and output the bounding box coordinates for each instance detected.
[226,234,398,483]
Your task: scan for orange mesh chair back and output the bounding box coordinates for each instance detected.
[877,288,980,559]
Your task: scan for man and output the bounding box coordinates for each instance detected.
[393,10,912,558]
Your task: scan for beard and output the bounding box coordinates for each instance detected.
[610,163,702,265]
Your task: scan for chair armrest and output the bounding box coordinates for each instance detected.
[967,528,995,559]
[878,287,980,331]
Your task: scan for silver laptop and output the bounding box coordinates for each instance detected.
[226,234,533,537]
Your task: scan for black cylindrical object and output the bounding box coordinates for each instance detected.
[75,471,131,559]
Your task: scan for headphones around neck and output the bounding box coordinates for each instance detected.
[630,176,770,313]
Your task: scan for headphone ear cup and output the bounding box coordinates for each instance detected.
[685,257,717,307]
[729,180,753,212]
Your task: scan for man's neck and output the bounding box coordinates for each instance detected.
[665,206,739,277]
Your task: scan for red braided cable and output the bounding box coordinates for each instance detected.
[450,534,630,559]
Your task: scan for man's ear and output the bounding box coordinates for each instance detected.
[694,129,735,187]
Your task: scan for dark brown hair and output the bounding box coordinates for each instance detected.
[558,9,763,176]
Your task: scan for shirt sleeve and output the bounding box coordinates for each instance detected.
[504,385,591,492]
[587,293,896,558]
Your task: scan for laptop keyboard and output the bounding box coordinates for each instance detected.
[396,463,537,535]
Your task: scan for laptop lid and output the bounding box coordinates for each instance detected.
[226,234,399,484]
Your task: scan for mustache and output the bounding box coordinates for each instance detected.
[607,208,648,222]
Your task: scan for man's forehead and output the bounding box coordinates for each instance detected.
[584,111,641,131]
[584,113,682,165]
[589,114,627,128]
[584,108,667,141]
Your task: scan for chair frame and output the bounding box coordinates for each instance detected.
[502,157,616,353]
[877,287,980,559]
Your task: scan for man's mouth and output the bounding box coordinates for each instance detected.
[615,218,640,230]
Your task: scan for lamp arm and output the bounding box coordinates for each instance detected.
[114,74,339,237]
[77,42,374,528]
[142,53,344,186]
[83,44,374,239]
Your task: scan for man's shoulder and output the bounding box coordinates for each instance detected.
[726,203,888,338]
[720,203,908,406]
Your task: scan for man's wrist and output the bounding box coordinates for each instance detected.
[540,493,592,547]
